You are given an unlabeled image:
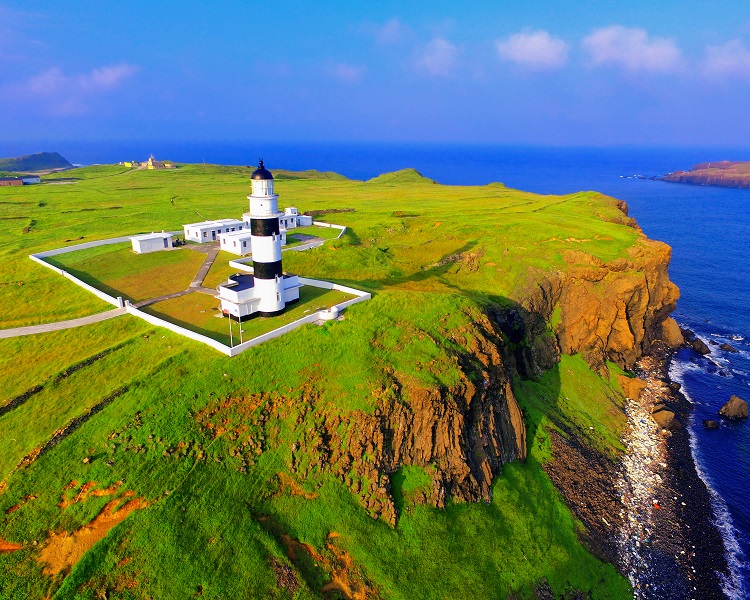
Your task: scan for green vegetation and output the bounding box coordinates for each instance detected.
[0,164,644,598]
[143,286,355,345]
[0,152,72,173]
[46,244,205,303]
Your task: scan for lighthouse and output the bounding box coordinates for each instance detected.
[248,160,286,316]
[216,161,300,321]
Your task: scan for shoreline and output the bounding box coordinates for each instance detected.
[618,341,729,599]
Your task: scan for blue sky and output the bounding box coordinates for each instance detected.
[2,0,750,146]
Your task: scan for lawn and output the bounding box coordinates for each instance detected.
[142,286,355,345]
[45,244,206,302]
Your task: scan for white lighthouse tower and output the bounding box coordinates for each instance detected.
[217,161,300,321]
[248,160,285,316]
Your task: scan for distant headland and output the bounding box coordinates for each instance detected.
[0,152,72,173]
[657,160,750,189]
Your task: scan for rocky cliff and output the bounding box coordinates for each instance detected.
[518,201,681,376]
[199,201,681,527]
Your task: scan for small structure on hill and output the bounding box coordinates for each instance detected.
[122,160,140,168]
[131,232,174,254]
[218,161,300,318]
[183,218,245,243]
[0,177,23,187]
[146,155,164,170]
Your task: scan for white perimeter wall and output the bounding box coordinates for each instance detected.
[28,228,368,356]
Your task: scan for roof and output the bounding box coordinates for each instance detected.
[131,232,173,241]
[219,274,255,292]
[251,159,273,180]
[183,218,244,229]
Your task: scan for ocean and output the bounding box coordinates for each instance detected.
[5,141,750,594]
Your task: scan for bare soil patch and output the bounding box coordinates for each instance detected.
[39,494,146,576]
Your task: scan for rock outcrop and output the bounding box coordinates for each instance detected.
[198,313,526,525]
[719,395,748,420]
[519,232,680,375]
[692,338,711,355]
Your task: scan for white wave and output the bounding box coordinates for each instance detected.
[670,360,748,599]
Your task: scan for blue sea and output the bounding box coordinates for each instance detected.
[5,141,750,594]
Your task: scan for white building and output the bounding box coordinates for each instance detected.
[20,175,41,184]
[219,229,287,256]
[243,206,312,231]
[183,219,245,243]
[218,161,300,319]
[218,273,300,319]
[131,232,173,254]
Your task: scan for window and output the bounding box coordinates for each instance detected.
[203,232,207,238]
[243,241,247,247]
[233,241,237,247]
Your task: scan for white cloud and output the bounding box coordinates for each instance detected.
[6,63,139,115]
[328,62,365,83]
[582,26,682,72]
[701,39,750,78]
[497,30,569,70]
[415,37,459,77]
[372,18,411,45]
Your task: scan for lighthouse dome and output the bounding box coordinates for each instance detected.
[251,160,274,180]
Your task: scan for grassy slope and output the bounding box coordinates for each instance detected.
[0,165,637,599]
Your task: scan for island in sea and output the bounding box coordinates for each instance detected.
[658,160,750,189]
[0,162,733,599]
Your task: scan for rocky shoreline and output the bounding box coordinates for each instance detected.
[619,341,729,599]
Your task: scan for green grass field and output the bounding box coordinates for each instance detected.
[143,287,355,345]
[0,164,641,599]
[45,244,206,303]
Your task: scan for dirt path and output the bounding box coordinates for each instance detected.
[0,308,126,339]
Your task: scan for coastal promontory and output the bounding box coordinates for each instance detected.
[659,160,750,188]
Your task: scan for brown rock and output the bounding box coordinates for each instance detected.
[720,343,739,353]
[653,409,677,430]
[618,375,647,400]
[719,395,748,420]
[692,338,711,355]
[660,317,685,347]
[703,420,720,429]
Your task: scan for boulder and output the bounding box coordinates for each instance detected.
[651,403,667,414]
[719,395,748,420]
[653,409,681,430]
[618,375,647,400]
[670,382,681,392]
[709,340,719,346]
[660,317,685,348]
[692,338,711,355]
[703,420,720,429]
[720,343,739,353]
[681,328,696,343]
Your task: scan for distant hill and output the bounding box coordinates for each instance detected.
[0,152,72,172]
[366,167,436,184]
[659,160,750,189]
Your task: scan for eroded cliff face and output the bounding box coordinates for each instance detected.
[197,313,526,525]
[519,206,680,376]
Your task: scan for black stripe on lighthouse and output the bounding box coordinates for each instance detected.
[251,218,279,236]
[253,260,282,280]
